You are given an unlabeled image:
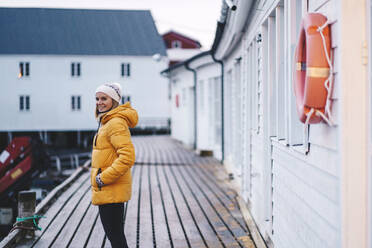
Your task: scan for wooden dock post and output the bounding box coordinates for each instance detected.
[18,190,36,238]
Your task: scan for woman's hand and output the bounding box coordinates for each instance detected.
[96,174,105,188]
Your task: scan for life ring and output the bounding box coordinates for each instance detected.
[293,13,331,124]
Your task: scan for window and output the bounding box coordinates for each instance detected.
[71,62,81,77]
[71,96,81,110]
[276,5,285,140]
[77,63,81,76]
[172,40,182,48]
[18,62,30,78]
[25,63,30,76]
[285,0,305,147]
[121,95,131,104]
[19,95,30,111]
[121,63,131,77]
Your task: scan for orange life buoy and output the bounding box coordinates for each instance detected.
[294,13,331,124]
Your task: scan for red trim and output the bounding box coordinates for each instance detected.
[162,31,201,48]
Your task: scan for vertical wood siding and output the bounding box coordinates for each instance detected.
[169,0,342,247]
[225,70,233,161]
[240,0,341,246]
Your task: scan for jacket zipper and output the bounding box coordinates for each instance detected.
[95,118,102,191]
[94,118,101,147]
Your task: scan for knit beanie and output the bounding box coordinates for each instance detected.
[95,82,122,103]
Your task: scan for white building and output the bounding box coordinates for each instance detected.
[0,8,169,147]
[163,0,372,247]
[162,30,202,66]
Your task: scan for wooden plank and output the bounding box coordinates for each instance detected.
[67,201,99,247]
[183,165,251,247]
[173,142,192,165]
[135,136,149,164]
[156,165,189,248]
[85,214,106,248]
[31,172,90,246]
[190,163,250,233]
[167,141,180,165]
[236,196,267,248]
[138,164,154,247]
[33,182,91,247]
[194,158,238,201]
[163,165,208,248]
[152,141,161,165]
[169,165,224,248]
[124,165,142,247]
[177,165,240,247]
[36,164,89,214]
[148,139,156,165]
[149,165,172,247]
[51,185,92,246]
[166,141,188,166]
[0,166,88,248]
[155,138,163,165]
[11,137,258,248]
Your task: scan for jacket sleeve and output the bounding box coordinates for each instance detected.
[100,119,135,185]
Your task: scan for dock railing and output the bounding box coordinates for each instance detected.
[0,160,91,248]
[136,117,170,130]
[50,152,91,173]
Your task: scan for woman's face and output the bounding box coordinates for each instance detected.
[96,92,113,113]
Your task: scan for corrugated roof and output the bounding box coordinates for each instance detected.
[0,8,167,56]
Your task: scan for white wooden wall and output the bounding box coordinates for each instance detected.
[168,0,346,246]
[191,62,221,155]
[169,61,222,159]
[170,69,195,147]
[370,2,372,246]
[0,55,169,131]
[195,63,222,158]
[236,0,341,246]
[224,69,234,162]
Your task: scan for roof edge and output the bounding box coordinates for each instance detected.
[161,50,211,74]
[211,21,226,55]
[162,30,202,47]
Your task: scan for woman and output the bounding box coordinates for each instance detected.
[91,82,138,248]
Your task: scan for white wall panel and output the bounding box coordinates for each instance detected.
[170,69,194,147]
[168,0,345,247]
[0,55,169,131]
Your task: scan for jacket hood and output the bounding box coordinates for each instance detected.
[99,102,138,128]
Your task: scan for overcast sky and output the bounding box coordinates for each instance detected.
[0,0,221,49]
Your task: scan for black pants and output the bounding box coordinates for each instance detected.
[99,203,128,248]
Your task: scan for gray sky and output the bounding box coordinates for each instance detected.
[0,0,221,49]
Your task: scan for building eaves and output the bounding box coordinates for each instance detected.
[162,30,202,47]
[161,50,211,75]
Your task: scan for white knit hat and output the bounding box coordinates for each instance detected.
[95,82,122,103]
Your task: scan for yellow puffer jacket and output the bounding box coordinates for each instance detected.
[91,103,138,205]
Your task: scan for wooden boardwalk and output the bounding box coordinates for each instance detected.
[15,136,255,248]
